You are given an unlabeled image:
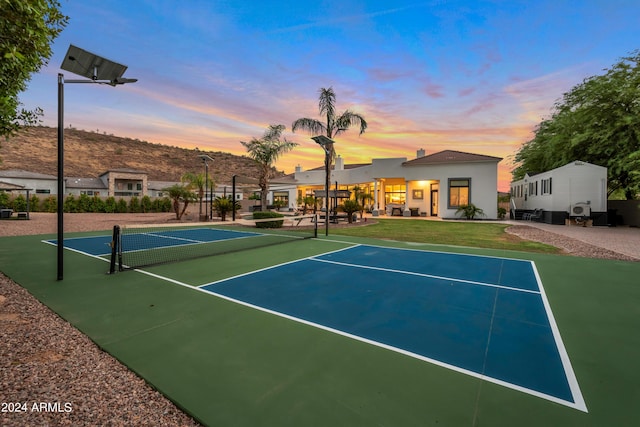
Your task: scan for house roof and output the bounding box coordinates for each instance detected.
[305,163,372,172]
[65,177,107,189]
[402,150,502,166]
[0,169,57,180]
[0,180,25,190]
[99,168,147,177]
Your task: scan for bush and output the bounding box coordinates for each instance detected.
[253,211,284,228]
[64,195,77,213]
[141,195,152,213]
[30,195,40,212]
[42,196,57,213]
[0,191,9,208]
[12,194,27,212]
[104,197,117,213]
[116,198,128,213]
[77,193,93,212]
[129,196,141,213]
[456,203,485,220]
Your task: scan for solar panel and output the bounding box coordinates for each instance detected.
[60,45,128,82]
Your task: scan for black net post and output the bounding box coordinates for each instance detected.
[108,225,120,274]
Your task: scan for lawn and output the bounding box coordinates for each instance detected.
[330,218,561,254]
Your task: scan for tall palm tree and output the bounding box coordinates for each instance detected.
[291,87,368,140]
[292,87,367,224]
[241,124,298,211]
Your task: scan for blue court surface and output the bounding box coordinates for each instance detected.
[44,227,262,256]
[200,244,586,411]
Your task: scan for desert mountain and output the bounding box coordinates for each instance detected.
[0,126,280,184]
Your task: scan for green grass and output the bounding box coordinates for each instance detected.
[330,219,561,254]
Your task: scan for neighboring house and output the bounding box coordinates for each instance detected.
[510,160,608,225]
[0,169,58,195]
[268,149,502,219]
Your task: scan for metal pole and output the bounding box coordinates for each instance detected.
[232,175,237,221]
[325,151,330,236]
[203,159,208,221]
[57,74,64,280]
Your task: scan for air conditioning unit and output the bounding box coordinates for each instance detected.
[570,203,591,217]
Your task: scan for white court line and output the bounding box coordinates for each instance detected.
[309,257,541,295]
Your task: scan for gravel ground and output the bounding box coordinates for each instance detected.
[0,213,635,426]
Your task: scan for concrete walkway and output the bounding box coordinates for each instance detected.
[504,220,640,260]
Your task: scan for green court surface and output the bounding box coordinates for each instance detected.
[1,228,640,426]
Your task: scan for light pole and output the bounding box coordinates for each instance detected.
[311,135,335,236]
[198,155,214,220]
[57,45,137,280]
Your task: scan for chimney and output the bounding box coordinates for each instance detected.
[335,155,344,171]
[417,148,426,158]
[295,164,303,173]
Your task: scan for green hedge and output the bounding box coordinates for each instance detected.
[253,211,284,228]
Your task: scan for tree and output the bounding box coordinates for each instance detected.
[340,199,361,223]
[512,51,640,199]
[291,87,368,140]
[241,124,298,211]
[213,196,240,222]
[181,171,212,218]
[165,184,196,220]
[292,87,368,216]
[1,1,68,138]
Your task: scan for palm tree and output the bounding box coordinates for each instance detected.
[240,124,298,211]
[164,184,197,220]
[181,171,212,218]
[292,87,367,223]
[291,87,368,140]
[213,196,240,221]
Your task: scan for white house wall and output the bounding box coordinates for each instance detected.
[404,162,498,219]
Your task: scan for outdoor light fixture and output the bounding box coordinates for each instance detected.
[57,45,137,280]
[311,135,336,236]
[198,155,214,220]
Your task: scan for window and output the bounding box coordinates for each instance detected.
[541,177,552,195]
[35,189,51,194]
[384,184,405,204]
[448,178,470,208]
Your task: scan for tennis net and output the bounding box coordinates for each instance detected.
[109,214,317,273]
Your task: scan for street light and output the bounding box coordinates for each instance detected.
[57,45,137,280]
[311,135,335,236]
[198,155,214,220]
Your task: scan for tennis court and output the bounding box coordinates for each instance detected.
[3,222,640,426]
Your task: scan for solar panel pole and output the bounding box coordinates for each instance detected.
[311,135,335,236]
[57,45,137,280]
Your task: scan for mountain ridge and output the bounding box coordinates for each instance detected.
[0,126,279,184]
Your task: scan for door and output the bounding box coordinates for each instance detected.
[431,189,438,216]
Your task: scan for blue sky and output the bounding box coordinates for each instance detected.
[19,0,640,190]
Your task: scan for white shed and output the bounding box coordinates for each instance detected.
[510,161,608,224]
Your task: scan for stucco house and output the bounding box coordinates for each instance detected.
[510,160,608,225]
[268,149,503,219]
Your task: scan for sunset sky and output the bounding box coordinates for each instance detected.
[18,0,640,190]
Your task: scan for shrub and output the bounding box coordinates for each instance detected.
[42,196,57,213]
[77,194,93,212]
[116,198,128,213]
[455,203,485,220]
[129,196,141,213]
[104,197,117,213]
[141,195,152,213]
[64,195,77,213]
[0,191,9,208]
[12,194,27,212]
[253,211,284,228]
[30,195,40,212]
